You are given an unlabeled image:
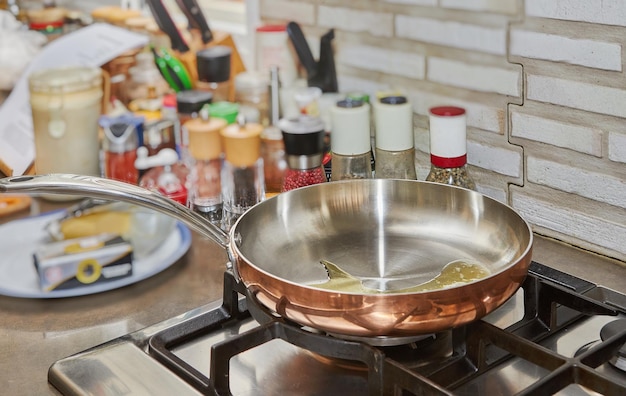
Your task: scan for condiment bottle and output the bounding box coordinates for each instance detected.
[196,46,232,102]
[279,116,327,192]
[176,90,214,163]
[220,117,265,231]
[426,106,476,190]
[185,112,227,223]
[330,99,372,181]
[261,65,287,197]
[102,121,139,184]
[136,147,188,205]
[234,71,269,126]
[373,96,417,180]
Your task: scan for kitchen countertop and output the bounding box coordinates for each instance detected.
[1,198,626,395]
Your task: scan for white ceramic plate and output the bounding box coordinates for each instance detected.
[0,210,191,298]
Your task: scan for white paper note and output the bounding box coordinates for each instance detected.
[0,23,149,176]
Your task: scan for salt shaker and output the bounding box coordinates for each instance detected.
[330,99,372,181]
[373,96,417,180]
[279,116,327,191]
[220,117,265,231]
[185,112,228,223]
[426,106,476,190]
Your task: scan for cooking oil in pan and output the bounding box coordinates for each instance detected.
[312,259,491,294]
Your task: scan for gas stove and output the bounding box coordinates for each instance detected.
[49,261,626,395]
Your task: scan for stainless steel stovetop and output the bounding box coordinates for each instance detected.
[49,262,626,395]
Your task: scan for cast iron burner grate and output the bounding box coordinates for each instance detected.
[147,262,626,395]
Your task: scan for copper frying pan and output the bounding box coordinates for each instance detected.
[0,174,533,337]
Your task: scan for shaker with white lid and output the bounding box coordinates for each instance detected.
[373,96,417,179]
[330,99,372,181]
[425,106,476,190]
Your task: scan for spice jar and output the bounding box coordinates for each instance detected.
[426,106,476,190]
[196,46,232,103]
[185,113,227,223]
[330,99,372,181]
[279,116,327,192]
[373,96,417,180]
[220,117,265,231]
[176,90,213,163]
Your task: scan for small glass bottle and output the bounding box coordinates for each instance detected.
[102,121,139,184]
[220,117,265,231]
[330,99,372,181]
[185,112,228,223]
[373,96,417,180]
[196,45,232,102]
[234,71,269,126]
[279,116,327,192]
[261,65,287,197]
[426,106,476,190]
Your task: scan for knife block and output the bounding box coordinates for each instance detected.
[175,30,246,102]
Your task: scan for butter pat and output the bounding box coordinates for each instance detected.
[33,234,133,292]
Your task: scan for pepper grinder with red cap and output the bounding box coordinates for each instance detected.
[426,106,476,190]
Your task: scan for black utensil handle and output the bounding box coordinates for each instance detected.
[146,0,190,53]
[286,21,317,75]
[176,0,213,43]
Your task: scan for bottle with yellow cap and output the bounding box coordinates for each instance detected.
[220,115,265,231]
[184,109,228,224]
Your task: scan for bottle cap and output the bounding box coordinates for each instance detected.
[428,106,467,167]
[330,100,370,155]
[102,122,138,153]
[220,121,263,167]
[176,90,213,114]
[374,96,413,151]
[196,46,232,83]
[185,117,227,160]
[278,116,326,156]
[208,101,239,124]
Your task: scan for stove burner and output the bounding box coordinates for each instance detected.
[600,318,626,371]
[326,331,435,347]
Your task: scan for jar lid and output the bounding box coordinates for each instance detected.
[176,90,213,114]
[196,46,232,83]
[278,116,326,157]
[220,122,263,167]
[331,101,370,155]
[208,101,239,124]
[374,95,413,151]
[186,117,227,160]
[256,24,287,32]
[28,67,102,94]
[234,71,269,92]
[428,106,467,167]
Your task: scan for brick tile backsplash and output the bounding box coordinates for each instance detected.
[510,29,622,71]
[427,57,521,97]
[262,1,626,261]
[525,0,626,27]
[396,15,507,55]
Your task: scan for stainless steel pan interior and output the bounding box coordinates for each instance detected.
[0,174,533,337]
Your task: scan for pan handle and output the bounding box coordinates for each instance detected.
[0,174,231,249]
